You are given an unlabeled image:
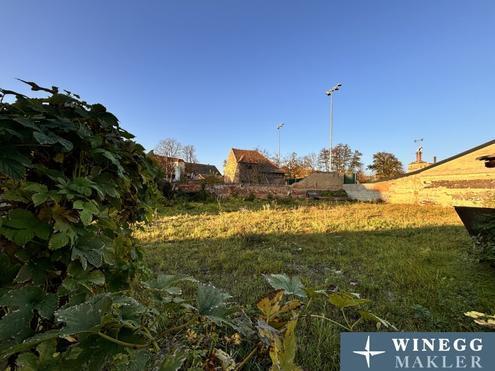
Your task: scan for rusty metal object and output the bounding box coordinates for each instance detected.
[455,206,495,237]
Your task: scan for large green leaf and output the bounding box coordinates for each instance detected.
[0,286,43,308]
[93,148,125,177]
[264,274,306,298]
[48,231,70,250]
[62,263,105,292]
[57,334,121,370]
[197,284,233,327]
[55,294,112,335]
[71,236,105,270]
[73,200,100,226]
[145,274,196,296]
[0,146,31,179]
[0,309,34,344]
[33,130,73,151]
[0,287,58,343]
[0,330,60,359]
[0,209,51,245]
[35,294,58,320]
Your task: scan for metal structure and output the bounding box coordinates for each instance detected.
[276,123,284,165]
[477,154,495,168]
[325,83,342,171]
[455,155,495,242]
[414,138,424,162]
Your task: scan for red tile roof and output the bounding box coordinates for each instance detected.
[231,148,284,174]
[151,154,184,163]
[232,148,271,164]
[184,162,221,176]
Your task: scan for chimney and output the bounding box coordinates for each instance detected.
[416,150,422,163]
[433,156,437,164]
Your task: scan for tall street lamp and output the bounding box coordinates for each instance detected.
[325,83,342,171]
[277,123,284,165]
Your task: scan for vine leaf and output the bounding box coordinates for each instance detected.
[55,294,112,335]
[197,284,233,327]
[160,352,187,371]
[328,292,369,309]
[264,274,306,298]
[0,209,51,245]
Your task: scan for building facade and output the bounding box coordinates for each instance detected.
[344,139,495,207]
[224,148,285,185]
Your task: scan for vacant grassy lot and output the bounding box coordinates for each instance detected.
[135,200,495,370]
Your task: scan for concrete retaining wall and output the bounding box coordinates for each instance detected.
[343,184,382,202]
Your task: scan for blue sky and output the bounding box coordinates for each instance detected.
[1,0,494,171]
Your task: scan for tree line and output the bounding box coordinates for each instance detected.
[153,137,406,182]
[154,137,198,163]
[260,143,405,181]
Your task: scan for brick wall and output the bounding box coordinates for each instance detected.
[177,183,309,199]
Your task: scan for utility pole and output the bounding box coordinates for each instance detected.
[276,123,284,165]
[325,83,342,171]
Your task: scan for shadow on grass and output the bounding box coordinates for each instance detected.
[140,225,495,371]
[156,198,353,216]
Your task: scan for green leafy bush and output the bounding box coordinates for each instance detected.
[0,82,160,369]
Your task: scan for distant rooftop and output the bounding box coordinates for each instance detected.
[231,148,284,173]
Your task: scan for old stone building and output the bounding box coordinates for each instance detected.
[224,148,285,185]
[152,154,221,182]
[184,163,221,181]
[344,139,495,207]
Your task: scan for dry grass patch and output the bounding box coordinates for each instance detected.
[136,200,495,370]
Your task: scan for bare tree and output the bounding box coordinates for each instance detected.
[255,147,279,165]
[318,144,363,175]
[318,148,331,171]
[154,138,182,158]
[302,153,318,171]
[182,145,198,163]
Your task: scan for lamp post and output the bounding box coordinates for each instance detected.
[277,123,284,165]
[325,83,342,171]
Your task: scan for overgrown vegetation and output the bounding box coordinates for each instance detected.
[464,211,495,330]
[0,83,391,370]
[0,82,161,369]
[138,200,495,370]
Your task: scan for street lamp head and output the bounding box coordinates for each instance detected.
[325,83,343,96]
[277,123,284,129]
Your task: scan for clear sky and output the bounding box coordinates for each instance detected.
[1,0,494,171]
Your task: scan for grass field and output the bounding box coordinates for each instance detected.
[135,200,495,370]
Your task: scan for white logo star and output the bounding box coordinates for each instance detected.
[353,335,386,368]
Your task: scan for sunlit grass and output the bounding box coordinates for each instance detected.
[136,200,495,370]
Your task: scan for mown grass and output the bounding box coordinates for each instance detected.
[135,200,495,370]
